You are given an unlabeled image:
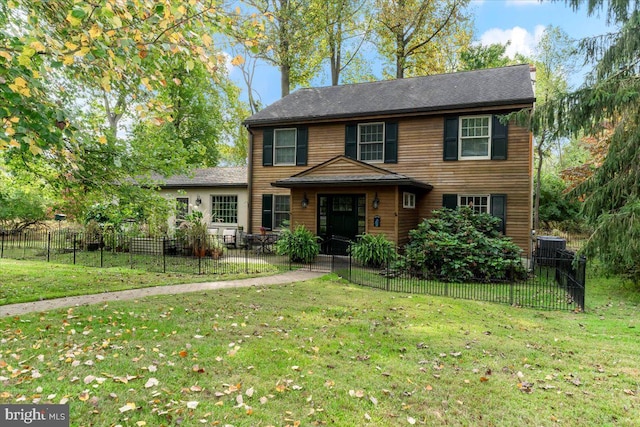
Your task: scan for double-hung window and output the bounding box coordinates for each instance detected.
[211,195,238,224]
[358,123,384,162]
[459,115,491,159]
[274,128,297,165]
[273,195,290,229]
[459,195,490,214]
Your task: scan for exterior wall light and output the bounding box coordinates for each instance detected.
[195,195,202,206]
[372,192,380,209]
[301,193,309,208]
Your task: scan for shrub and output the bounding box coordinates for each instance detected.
[275,224,321,263]
[402,207,526,282]
[350,233,396,268]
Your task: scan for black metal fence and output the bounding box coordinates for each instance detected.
[1,230,586,311]
[0,230,332,275]
[334,244,587,312]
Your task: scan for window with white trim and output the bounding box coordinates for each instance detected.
[459,195,489,214]
[274,128,297,165]
[403,192,416,209]
[459,115,491,159]
[211,195,238,224]
[358,123,384,162]
[273,195,290,229]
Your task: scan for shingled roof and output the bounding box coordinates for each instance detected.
[244,65,535,126]
[152,166,247,188]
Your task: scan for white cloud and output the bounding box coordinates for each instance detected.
[479,25,546,58]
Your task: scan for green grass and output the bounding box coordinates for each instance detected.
[0,262,639,426]
[0,259,284,305]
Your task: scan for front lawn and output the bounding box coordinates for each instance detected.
[0,259,283,305]
[0,268,639,426]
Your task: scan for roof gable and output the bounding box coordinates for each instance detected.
[273,156,433,191]
[245,65,535,126]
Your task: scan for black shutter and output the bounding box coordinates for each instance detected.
[490,194,507,234]
[345,124,357,159]
[262,194,273,231]
[443,117,458,161]
[296,126,308,166]
[443,194,458,210]
[262,128,274,166]
[491,115,508,160]
[384,122,398,163]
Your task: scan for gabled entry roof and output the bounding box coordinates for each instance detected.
[272,156,433,191]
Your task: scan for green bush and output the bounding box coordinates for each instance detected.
[350,233,396,268]
[402,207,526,282]
[275,224,321,263]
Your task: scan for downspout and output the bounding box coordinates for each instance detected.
[245,125,255,233]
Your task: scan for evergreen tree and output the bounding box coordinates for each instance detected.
[556,0,640,281]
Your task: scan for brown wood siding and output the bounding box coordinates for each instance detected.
[366,187,396,239]
[250,108,533,256]
[398,190,420,247]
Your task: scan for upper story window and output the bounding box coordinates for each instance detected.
[444,115,507,161]
[274,128,297,165]
[459,115,491,159]
[211,195,238,224]
[459,195,489,214]
[358,123,384,162]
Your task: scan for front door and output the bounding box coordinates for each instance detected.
[318,194,365,254]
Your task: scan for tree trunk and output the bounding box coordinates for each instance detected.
[533,134,545,232]
[281,63,290,97]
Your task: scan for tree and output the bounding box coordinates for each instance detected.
[528,26,577,232]
[374,0,472,79]
[552,0,640,281]
[458,42,512,71]
[317,0,372,86]
[1,0,245,155]
[240,0,324,97]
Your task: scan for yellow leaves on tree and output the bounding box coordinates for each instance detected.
[561,122,613,190]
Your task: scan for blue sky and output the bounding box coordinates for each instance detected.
[228,0,614,108]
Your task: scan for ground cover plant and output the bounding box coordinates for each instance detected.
[0,259,282,305]
[0,266,639,426]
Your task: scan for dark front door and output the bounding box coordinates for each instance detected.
[318,194,365,254]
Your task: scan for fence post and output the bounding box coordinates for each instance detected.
[100,234,104,268]
[198,238,202,275]
[73,234,77,265]
[245,237,249,274]
[47,232,51,262]
[386,256,390,291]
[1,231,4,258]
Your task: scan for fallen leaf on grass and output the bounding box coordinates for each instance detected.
[186,401,199,409]
[145,378,159,388]
[407,416,416,425]
[119,402,136,413]
[349,389,365,398]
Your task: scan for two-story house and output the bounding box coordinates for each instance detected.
[244,65,535,255]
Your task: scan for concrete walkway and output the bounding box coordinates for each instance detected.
[1,270,326,318]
